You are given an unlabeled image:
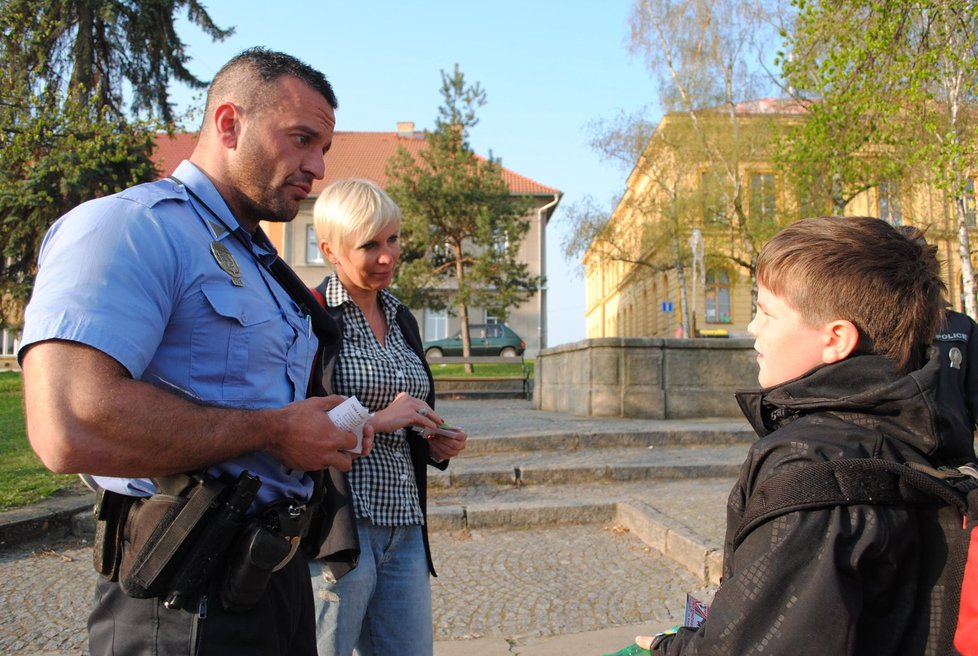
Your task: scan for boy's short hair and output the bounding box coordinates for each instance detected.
[313,178,401,250]
[756,216,945,373]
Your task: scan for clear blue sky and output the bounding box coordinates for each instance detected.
[170,0,659,347]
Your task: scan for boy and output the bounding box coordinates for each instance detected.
[640,216,955,654]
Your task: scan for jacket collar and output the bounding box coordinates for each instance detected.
[735,353,946,457]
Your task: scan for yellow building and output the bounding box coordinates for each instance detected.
[585,99,974,339]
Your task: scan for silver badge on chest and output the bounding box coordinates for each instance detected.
[950,346,963,370]
[210,241,244,287]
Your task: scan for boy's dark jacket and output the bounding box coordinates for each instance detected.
[654,353,970,655]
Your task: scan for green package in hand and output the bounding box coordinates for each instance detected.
[602,644,651,656]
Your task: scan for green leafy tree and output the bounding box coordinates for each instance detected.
[777,1,911,217]
[0,0,231,328]
[781,0,978,318]
[0,95,157,326]
[2,0,233,122]
[386,65,540,365]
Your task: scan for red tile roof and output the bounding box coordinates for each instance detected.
[152,130,560,196]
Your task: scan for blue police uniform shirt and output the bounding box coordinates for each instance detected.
[19,161,318,506]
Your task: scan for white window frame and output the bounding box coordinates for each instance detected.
[306,224,324,265]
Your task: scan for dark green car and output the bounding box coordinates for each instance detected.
[423,324,525,358]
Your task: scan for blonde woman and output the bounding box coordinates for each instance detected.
[308,178,467,655]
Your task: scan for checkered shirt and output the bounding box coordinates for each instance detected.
[324,274,428,526]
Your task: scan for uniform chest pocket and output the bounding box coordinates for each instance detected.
[192,284,284,400]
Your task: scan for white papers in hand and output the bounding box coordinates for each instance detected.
[327,396,371,454]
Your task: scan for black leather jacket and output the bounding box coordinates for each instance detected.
[654,354,968,655]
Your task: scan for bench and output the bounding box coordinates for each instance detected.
[425,356,531,400]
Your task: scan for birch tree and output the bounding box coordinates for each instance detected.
[782,0,978,317]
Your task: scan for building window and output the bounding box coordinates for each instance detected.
[306,225,323,264]
[878,180,903,225]
[749,173,777,226]
[701,171,725,224]
[1,329,19,356]
[425,309,447,340]
[492,231,510,254]
[705,272,732,323]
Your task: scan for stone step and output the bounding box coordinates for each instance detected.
[461,426,754,455]
[428,444,747,488]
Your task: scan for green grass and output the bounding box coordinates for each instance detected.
[427,360,534,378]
[0,373,80,511]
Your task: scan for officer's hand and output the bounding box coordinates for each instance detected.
[267,396,358,472]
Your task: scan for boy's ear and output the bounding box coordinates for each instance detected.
[822,320,860,364]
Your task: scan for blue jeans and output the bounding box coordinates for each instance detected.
[311,519,433,656]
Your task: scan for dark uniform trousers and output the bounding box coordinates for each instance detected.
[87,550,316,656]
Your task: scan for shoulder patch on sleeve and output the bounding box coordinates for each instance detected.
[117,178,189,208]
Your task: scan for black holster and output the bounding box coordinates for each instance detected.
[220,498,310,611]
[92,487,135,580]
[91,472,260,607]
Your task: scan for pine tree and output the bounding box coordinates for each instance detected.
[386,65,540,363]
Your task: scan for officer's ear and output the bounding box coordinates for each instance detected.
[212,102,241,149]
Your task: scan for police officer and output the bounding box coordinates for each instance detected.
[896,226,978,465]
[934,308,978,463]
[19,48,355,656]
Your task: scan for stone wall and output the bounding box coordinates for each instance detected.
[534,337,758,418]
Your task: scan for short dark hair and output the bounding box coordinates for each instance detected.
[757,216,946,373]
[205,47,337,120]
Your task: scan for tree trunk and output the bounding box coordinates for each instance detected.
[70,0,95,106]
[459,303,473,374]
[454,244,474,373]
[675,241,691,338]
[956,196,977,319]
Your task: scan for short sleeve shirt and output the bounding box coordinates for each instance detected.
[19,161,318,506]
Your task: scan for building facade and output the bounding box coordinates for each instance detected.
[585,100,974,340]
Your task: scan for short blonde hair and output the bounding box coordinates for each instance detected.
[312,179,401,250]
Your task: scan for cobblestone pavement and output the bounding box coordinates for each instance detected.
[430,524,715,642]
[0,523,717,655]
[0,536,93,655]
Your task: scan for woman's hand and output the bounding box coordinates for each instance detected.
[427,427,467,462]
[365,392,442,435]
